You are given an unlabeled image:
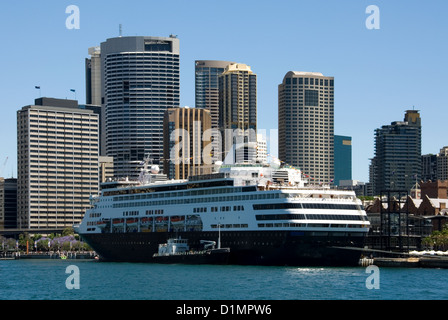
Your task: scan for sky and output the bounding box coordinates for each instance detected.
[0,0,447,182]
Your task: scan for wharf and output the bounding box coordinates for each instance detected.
[9,252,97,260]
[360,256,448,268]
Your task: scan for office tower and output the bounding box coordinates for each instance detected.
[278,71,334,184]
[334,135,352,186]
[17,98,99,229]
[85,46,102,106]
[437,146,448,181]
[421,154,437,182]
[219,63,257,163]
[371,110,421,195]
[195,60,234,162]
[79,104,104,156]
[195,60,235,129]
[163,107,212,180]
[85,47,104,156]
[0,178,17,229]
[100,35,180,178]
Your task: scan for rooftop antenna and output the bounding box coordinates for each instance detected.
[119,24,122,37]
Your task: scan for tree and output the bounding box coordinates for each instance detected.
[422,224,448,251]
[62,227,75,237]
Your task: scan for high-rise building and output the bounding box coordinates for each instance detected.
[85,46,102,106]
[195,60,234,162]
[100,35,180,178]
[163,107,213,180]
[334,135,352,186]
[437,146,448,181]
[195,60,235,129]
[421,153,437,181]
[79,104,104,156]
[278,71,334,184]
[0,178,17,229]
[84,46,104,156]
[371,110,421,195]
[17,98,99,229]
[219,63,257,163]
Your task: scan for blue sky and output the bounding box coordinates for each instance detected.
[0,0,446,182]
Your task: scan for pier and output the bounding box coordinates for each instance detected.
[359,255,448,268]
[1,251,97,260]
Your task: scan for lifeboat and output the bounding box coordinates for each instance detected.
[170,216,185,224]
[112,218,124,227]
[155,216,168,224]
[96,220,108,228]
[126,218,138,226]
[140,217,152,225]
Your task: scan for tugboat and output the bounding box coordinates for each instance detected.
[152,236,230,265]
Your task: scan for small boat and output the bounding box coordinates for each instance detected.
[170,216,185,224]
[96,220,108,228]
[112,218,124,227]
[152,237,230,265]
[126,218,138,226]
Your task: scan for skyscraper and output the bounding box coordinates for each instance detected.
[163,107,212,180]
[195,60,234,162]
[0,178,17,229]
[195,60,235,129]
[278,71,334,184]
[100,35,180,178]
[219,63,257,163]
[17,98,99,229]
[437,146,448,181]
[371,110,421,195]
[85,46,101,106]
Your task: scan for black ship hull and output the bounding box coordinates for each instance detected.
[80,230,366,266]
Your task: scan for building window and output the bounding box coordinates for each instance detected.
[305,90,319,106]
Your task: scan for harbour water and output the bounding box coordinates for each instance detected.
[1,259,448,300]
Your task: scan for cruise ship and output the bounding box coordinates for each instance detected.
[76,161,370,266]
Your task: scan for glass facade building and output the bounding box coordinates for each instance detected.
[334,135,352,186]
[195,60,234,162]
[100,36,180,178]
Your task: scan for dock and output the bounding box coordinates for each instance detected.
[360,256,448,268]
[2,252,97,260]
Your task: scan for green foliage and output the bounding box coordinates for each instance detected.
[62,227,74,236]
[422,224,448,250]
